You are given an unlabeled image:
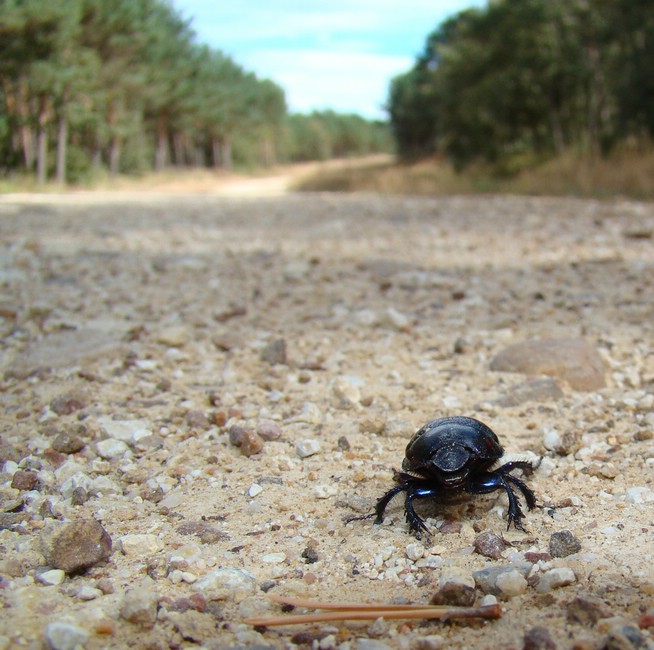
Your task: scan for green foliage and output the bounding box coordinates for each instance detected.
[388,0,654,170]
[283,111,392,162]
[0,0,389,183]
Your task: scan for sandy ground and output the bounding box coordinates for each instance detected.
[0,176,653,650]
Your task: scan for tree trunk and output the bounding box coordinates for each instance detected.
[21,126,35,170]
[155,115,168,170]
[261,137,275,166]
[109,136,121,175]
[56,114,68,184]
[173,132,185,166]
[211,137,221,168]
[36,95,49,185]
[221,137,232,171]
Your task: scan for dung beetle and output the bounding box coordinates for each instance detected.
[356,416,537,539]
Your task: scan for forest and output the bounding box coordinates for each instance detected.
[0,0,391,184]
[388,0,654,172]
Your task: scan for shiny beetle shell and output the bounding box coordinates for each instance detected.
[403,416,503,478]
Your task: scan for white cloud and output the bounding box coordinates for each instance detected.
[241,49,413,117]
[174,0,483,118]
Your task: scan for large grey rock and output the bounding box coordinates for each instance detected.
[6,328,126,378]
[490,338,606,391]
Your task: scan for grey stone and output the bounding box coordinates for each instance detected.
[6,329,125,378]
[495,377,564,406]
[549,530,582,558]
[120,587,159,628]
[44,622,90,650]
[472,562,531,597]
[490,338,606,391]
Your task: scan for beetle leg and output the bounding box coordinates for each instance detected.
[467,471,529,531]
[404,485,439,539]
[504,473,537,511]
[373,484,407,524]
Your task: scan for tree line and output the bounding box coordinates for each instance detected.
[0,0,391,184]
[388,0,654,170]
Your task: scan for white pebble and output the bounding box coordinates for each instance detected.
[536,567,577,592]
[44,622,90,650]
[248,483,263,497]
[380,306,409,330]
[292,402,323,424]
[626,487,654,504]
[97,417,151,441]
[296,439,321,458]
[119,533,163,556]
[405,543,426,561]
[192,567,256,598]
[332,376,362,407]
[543,428,562,451]
[314,484,337,499]
[75,586,102,601]
[262,552,286,564]
[37,569,66,586]
[95,438,130,460]
[496,569,527,597]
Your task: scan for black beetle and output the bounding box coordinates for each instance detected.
[357,416,537,539]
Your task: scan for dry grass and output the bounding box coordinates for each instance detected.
[293,149,654,200]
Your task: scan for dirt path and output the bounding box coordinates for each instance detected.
[0,189,653,649]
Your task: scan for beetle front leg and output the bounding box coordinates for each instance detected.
[468,472,528,531]
[373,484,407,524]
[404,484,441,539]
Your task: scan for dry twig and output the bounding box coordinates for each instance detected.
[243,594,502,627]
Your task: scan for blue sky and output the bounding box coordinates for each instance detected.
[172,1,484,120]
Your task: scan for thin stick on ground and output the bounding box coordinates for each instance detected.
[244,594,502,626]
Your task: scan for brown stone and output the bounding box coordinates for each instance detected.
[41,519,112,574]
[490,338,606,391]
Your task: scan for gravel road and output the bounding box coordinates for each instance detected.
[0,189,653,649]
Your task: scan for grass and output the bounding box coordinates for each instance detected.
[292,148,654,200]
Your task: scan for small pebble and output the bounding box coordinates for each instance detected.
[535,567,577,592]
[52,432,86,454]
[314,484,337,499]
[44,622,90,650]
[603,624,647,650]
[522,625,557,650]
[566,596,607,625]
[262,552,286,563]
[41,519,112,574]
[472,563,531,596]
[240,431,265,457]
[156,326,189,347]
[406,542,426,561]
[625,487,654,504]
[248,483,263,497]
[257,419,282,440]
[119,533,163,556]
[37,569,66,586]
[332,376,362,408]
[302,546,319,563]
[11,469,38,490]
[75,585,103,600]
[260,338,287,365]
[96,438,130,460]
[495,569,528,597]
[431,581,476,607]
[296,439,321,458]
[337,435,351,450]
[414,636,445,650]
[474,530,506,560]
[120,587,159,628]
[192,567,257,599]
[186,410,210,430]
[550,530,582,558]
